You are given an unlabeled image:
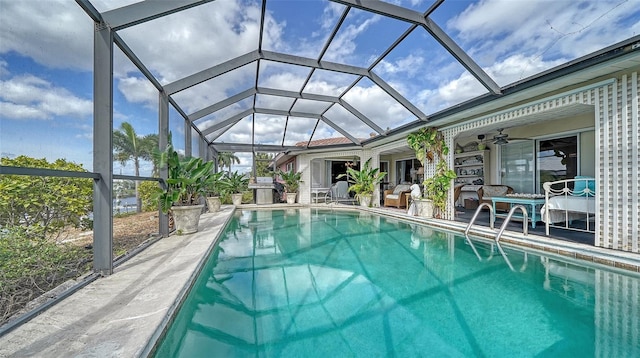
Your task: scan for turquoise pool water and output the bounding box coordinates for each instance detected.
[154,209,640,357]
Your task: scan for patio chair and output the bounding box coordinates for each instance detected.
[477,185,514,212]
[327,181,356,204]
[383,184,412,208]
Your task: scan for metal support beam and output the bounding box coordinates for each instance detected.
[75,0,103,23]
[320,116,360,145]
[114,33,163,92]
[189,88,256,122]
[185,120,192,157]
[368,71,427,120]
[211,143,300,152]
[255,108,321,119]
[201,108,253,136]
[330,0,427,24]
[159,91,169,237]
[257,87,338,103]
[93,23,114,275]
[422,18,501,95]
[164,51,260,95]
[329,0,501,95]
[261,50,369,77]
[199,136,206,159]
[338,99,385,134]
[102,0,212,31]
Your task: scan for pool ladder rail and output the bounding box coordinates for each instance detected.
[464,203,530,272]
[464,203,529,242]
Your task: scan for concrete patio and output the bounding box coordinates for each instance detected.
[0,207,234,358]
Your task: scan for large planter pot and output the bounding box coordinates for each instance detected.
[285,192,297,204]
[231,193,243,206]
[171,204,204,235]
[206,196,221,213]
[359,194,372,208]
[415,199,434,219]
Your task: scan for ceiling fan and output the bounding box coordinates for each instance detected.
[492,128,530,145]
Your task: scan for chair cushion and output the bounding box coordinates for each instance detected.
[392,184,411,195]
[573,176,595,197]
[386,194,400,200]
[482,186,509,197]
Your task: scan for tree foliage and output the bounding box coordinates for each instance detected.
[254,152,274,177]
[0,156,93,238]
[138,180,160,212]
[337,158,386,202]
[113,122,157,212]
[153,144,215,213]
[217,152,240,174]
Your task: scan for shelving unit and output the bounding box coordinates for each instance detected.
[454,149,490,205]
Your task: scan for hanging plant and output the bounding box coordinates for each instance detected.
[406,127,456,217]
[406,127,448,165]
[424,160,457,217]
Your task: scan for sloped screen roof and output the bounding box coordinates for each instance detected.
[81,0,640,154]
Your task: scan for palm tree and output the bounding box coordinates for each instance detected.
[113,122,154,213]
[141,133,159,176]
[217,152,240,175]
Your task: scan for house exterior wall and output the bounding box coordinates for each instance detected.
[297,149,365,205]
[293,71,638,253]
[442,71,639,253]
[597,72,639,252]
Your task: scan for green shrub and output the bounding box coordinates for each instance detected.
[0,156,93,239]
[138,180,160,212]
[0,226,91,324]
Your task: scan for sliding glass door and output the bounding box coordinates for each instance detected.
[500,141,535,193]
[500,135,578,193]
[537,136,578,191]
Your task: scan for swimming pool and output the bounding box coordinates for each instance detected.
[153,209,640,357]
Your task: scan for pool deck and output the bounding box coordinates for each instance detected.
[0,207,234,358]
[1,204,638,357]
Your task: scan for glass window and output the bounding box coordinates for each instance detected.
[395,158,420,184]
[500,141,535,193]
[537,136,578,192]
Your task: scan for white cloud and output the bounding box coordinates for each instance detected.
[319,2,346,31]
[117,76,159,110]
[323,14,381,63]
[448,0,640,69]
[0,60,8,78]
[0,0,93,70]
[342,84,415,134]
[376,54,425,76]
[416,53,568,113]
[0,75,92,120]
[116,1,268,82]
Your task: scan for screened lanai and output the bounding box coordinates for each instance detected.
[2,0,639,274]
[2,0,640,344]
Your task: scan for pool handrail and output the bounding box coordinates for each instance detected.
[464,202,495,237]
[495,204,528,242]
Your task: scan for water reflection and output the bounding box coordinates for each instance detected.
[155,209,640,357]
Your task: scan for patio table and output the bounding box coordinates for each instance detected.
[491,195,546,228]
[311,187,331,203]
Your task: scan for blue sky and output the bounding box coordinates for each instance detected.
[1,0,639,176]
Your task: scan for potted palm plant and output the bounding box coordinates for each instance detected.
[276,168,303,204]
[406,127,456,218]
[203,170,225,213]
[337,158,386,207]
[154,144,214,234]
[220,171,248,206]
